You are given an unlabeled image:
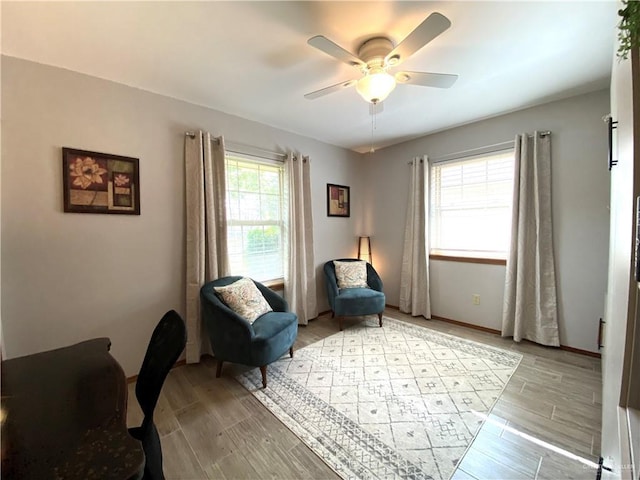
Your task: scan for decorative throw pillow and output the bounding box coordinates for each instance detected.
[214,277,272,323]
[334,260,368,289]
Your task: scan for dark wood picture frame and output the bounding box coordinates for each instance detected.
[62,147,140,215]
[636,195,640,281]
[327,183,350,217]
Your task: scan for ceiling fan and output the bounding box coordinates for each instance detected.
[304,12,458,105]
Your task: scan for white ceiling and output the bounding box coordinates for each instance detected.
[2,1,619,153]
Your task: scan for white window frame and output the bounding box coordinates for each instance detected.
[429,148,515,260]
[225,153,285,283]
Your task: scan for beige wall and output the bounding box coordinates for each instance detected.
[1,55,612,376]
[1,56,363,376]
[367,89,611,353]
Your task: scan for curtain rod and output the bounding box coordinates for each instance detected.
[184,131,286,160]
[418,131,551,165]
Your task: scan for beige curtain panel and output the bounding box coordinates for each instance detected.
[502,132,560,346]
[184,131,229,363]
[399,156,431,318]
[284,153,317,325]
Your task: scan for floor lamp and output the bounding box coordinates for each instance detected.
[358,236,372,264]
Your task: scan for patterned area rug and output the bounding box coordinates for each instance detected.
[237,316,522,480]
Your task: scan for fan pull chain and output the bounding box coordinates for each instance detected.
[370,102,378,154]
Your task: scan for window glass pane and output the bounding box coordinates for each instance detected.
[238,165,259,192]
[227,226,244,257]
[261,169,280,195]
[239,192,261,221]
[226,163,239,191]
[227,191,240,221]
[225,154,285,281]
[261,193,281,221]
[430,149,514,257]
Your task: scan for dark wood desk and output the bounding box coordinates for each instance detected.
[1,338,145,479]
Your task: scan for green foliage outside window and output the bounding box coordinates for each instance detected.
[247,226,280,254]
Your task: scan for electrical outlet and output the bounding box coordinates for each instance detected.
[472,294,481,305]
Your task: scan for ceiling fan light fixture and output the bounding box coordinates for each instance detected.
[305,13,456,102]
[356,68,396,104]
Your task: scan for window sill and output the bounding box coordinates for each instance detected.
[263,279,284,291]
[429,254,506,266]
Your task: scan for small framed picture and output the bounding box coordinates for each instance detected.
[62,147,140,215]
[327,183,350,217]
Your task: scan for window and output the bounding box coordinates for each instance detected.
[430,149,514,259]
[225,154,285,282]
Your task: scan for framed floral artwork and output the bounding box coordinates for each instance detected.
[327,183,350,217]
[62,147,140,215]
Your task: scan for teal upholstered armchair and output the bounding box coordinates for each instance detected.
[200,276,298,388]
[324,258,386,331]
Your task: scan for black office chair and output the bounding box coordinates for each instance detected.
[128,310,186,480]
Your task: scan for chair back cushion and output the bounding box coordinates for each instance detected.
[213,277,273,323]
[334,260,368,288]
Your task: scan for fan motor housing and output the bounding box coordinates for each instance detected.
[357,37,394,67]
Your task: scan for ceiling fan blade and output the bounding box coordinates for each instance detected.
[385,12,451,66]
[304,79,357,100]
[395,71,458,88]
[308,35,366,68]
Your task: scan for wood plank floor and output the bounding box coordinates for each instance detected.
[127,309,602,479]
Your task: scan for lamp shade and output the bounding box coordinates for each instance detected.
[356,68,396,104]
[358,236,372,264]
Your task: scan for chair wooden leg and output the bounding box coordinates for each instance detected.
[259,366,267,389]
[378,312,383,328]
[331,310,335,318]
[216,360,223,378]
[289,347,294,358]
